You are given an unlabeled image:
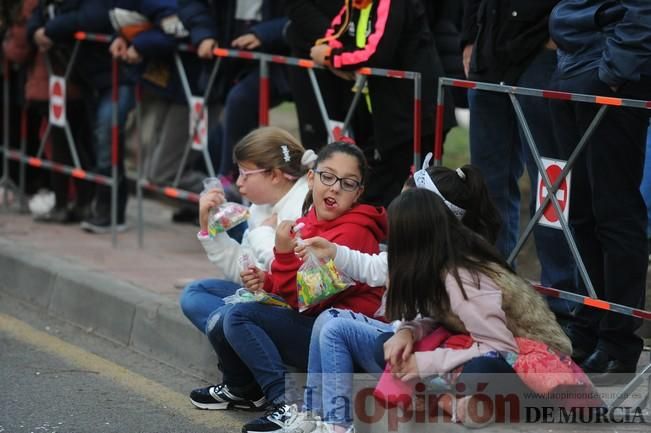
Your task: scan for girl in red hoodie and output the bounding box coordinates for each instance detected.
[189,141,387,433]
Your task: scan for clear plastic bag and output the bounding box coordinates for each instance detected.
[223,253,291,308]
[223,287,291,308]
[296,252,353,312]
[201,177,249,238]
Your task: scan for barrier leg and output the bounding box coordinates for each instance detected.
[111,58,119,247]
[0,60,19,210]
[136,83,144,248]
[341,75,366,137]
[307,68,334,142]
[259,59,269,126]
[434,77,445,166]
[413,73,422,169]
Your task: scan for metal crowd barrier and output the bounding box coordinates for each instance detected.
[134,43,424,246]
[435,77,651,411]
[0,32,124,246]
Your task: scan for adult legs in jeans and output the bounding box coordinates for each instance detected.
[210,66,290,177]
[303,309,392,419]
[223,303,315,403]
[468,47,575,320]
[550,70,649,365]
[640,122,651,245]
[85,86,134,224]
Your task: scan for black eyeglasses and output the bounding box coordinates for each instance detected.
[314,170,362,192]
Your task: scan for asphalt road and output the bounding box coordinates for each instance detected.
[0,294,252,433]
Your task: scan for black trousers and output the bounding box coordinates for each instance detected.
[550,69,651,363]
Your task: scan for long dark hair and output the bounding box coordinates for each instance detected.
[302,141,368,215]
[404,164,501,244]
[385,188,512,321]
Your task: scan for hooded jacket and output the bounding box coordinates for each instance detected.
[549,0,651,87]
[264,203,388,318]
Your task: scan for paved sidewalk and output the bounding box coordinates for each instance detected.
[0,197,223,379]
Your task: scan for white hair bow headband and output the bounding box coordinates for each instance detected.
[413,153,466,219]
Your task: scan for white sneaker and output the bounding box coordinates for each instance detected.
[280,410,320,433]
[28,189,55,217]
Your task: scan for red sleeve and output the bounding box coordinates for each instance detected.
[268,248,302,309]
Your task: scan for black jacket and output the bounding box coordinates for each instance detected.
[284,0,342,55]
[324,0,446,154]
[26,0,131,91]
[461,0,559,83]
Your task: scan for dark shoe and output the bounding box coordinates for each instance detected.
[582,350,638,386]
[242,403,299,433]
[189,383,268,411]
[570,346,592,365]
[34,207,75,224]
[80,213,128,234]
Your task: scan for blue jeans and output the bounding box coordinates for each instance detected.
[209,65,289,177]
[304,308,392,427]
[90,86,135,217]
[640,122,651,238]
[468,47,575,319]
[223,303,315,403]
[179,278,240,333]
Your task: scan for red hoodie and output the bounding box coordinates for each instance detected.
[263,204,388,318]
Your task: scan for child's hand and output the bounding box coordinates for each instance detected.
[33,27,53,52]
[384,328,414,369]
[295,236,336,261]
[310,44,331,66]
[231,33,261,50]
[392,354,420,382]
[109,36,128,58]
[275,220,296,253]
[197,38,217,59]
[123,46,142,64]
[199,188,226,232]
[241,267,265,291]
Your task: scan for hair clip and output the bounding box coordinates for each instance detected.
[281,145,291,162]
[301,149,318,168]
[456,167,466,181]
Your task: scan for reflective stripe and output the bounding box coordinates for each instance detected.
[356,3,373,48]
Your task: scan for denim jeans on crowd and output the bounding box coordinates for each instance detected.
[93,86,134,174]
[640,122,651,239]
[304,308,393,426]
[222,302,315,403]
[468,47,575,320]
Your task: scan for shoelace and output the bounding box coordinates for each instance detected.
[266,404,289,421]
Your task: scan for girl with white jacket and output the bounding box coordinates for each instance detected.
[180,126,316,337]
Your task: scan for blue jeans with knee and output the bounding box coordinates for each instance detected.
[303,308,392,427]
[180,278,253,387]
[179,278,240,333]
[468,47,575,319]
[223,303,315,403]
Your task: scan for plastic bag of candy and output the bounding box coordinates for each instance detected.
[223,254,291,308]
[201,177,249,238]
[296,252,353,312]
[223,288,291,308]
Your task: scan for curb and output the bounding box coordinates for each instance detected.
[0,238,220,380]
